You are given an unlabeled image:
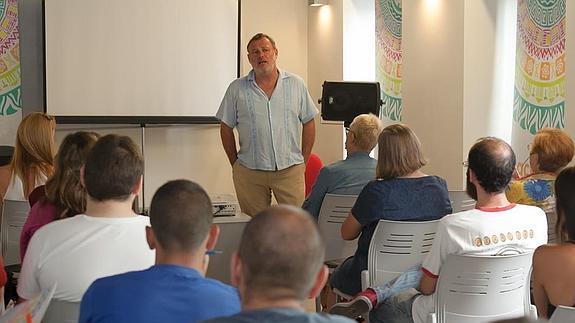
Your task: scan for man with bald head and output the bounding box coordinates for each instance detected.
[334,138,548,323]
[204,205,353,323]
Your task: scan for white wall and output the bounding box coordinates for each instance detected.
[402,0,521,190]
[343,0,375,82]
[402,0,465,189]
[308,2,345,165]
[463,0,515,153]
[241,0,309,79]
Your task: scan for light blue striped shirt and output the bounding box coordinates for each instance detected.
[216,69,318,171]
[302,152,377,219]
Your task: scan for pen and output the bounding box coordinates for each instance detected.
[205,250,223,256]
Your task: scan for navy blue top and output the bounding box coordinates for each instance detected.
[79,264,240,323]
[350,176,452,281]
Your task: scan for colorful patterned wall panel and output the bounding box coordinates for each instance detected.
[514,0,565,134]
[375,0,402,121]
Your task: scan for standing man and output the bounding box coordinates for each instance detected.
[217,33,318,216]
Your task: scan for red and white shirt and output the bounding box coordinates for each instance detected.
[411,204,548,323]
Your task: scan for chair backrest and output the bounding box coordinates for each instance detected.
[318,194,358,261]
[546,210,558,244]
[434,253,533,323]
[448,190,475,213]
[367,219,440,287]
[42,299,80,323]
[1,199,30,265]
[549,305,575,323]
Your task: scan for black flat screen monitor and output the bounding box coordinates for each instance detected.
[320,81,382,127]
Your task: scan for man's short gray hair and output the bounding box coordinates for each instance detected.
[238,205,325,301]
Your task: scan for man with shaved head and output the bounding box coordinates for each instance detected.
[332,137,548,323]
[204,205,353,323]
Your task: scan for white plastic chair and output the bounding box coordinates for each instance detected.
[549,305,575,323]
[361,219,440,290]
[448,190,475,213]
[42,299,80,323]
[427,253,536,323]
[316,194,358,308]
[1,199,30,265]
[317,194,358,262]
[546,210,558,244]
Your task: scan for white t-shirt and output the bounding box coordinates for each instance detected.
[18,214,155,302]
[411,204,548,323]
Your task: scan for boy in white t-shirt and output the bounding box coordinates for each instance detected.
[333,137,548,323]
[18,134,155,303]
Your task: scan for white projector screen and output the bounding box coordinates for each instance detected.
[44,0,238,121]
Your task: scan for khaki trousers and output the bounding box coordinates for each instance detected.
[233,162,305,216]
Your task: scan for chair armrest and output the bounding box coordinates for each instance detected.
[361,269,369,291]
[426,312,436,323]
[528,304,538,320]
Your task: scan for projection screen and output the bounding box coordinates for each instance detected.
[44,0,239,121]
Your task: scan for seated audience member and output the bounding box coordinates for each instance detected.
[4,112,56,201]
[203,205,354,323]
[333,137,548,323]
[79,180,240,322]
[329,124,452,297]
[20,131,99,261]
[532,166,575,319]
[17,134,155,303]
[0,255,6,288]
[302,114,383,219]
[507,128,574,213]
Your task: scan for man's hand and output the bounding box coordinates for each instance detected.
[302,119,316,164]
[220,122,238,166]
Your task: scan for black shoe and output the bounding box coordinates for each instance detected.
[329,295,373,319]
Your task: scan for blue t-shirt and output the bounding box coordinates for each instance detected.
[202,307,354,323]
[79,264,240,323]
[346,176,452,287]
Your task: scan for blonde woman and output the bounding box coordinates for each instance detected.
[329,124,452,297]
[4,112,56,201]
